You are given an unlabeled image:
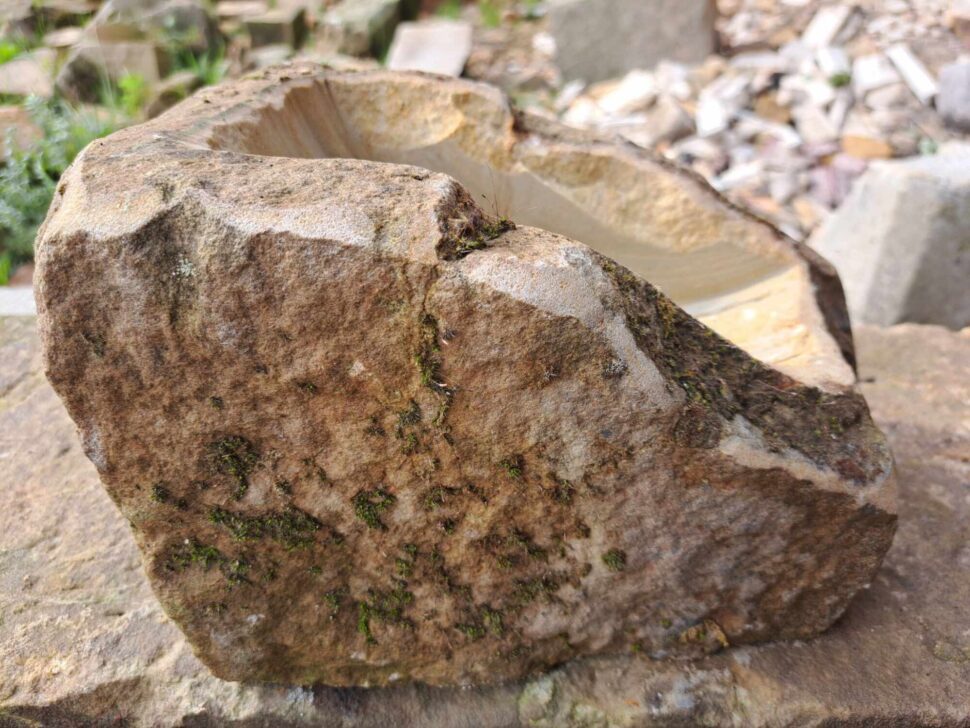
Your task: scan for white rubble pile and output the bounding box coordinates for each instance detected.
[550,0,968,241]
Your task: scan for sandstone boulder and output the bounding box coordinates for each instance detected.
[35,64,895,688]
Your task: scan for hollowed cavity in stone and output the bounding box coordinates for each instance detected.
[202,69,855,391]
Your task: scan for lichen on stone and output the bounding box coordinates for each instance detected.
[352,488,397,531]
[206,436,259,500]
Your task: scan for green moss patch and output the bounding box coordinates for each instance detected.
[596,254,877,480]
[209,505,322,550]
[357,582,415,644]
[602,549,627,572]
[206,436,259,499]
[352,488,397,531]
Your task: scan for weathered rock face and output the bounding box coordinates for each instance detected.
[34,64,895,688]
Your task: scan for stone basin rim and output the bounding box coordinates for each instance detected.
[44,63,858,393]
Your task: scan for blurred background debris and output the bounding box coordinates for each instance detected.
[1,0,967,327]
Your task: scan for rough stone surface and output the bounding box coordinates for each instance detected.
[0,54,55,99]
[0,105,43,157]
[937,61,970,133]
[2,318,966,726]
[547,0,718,83]
[322,0,415,57]
[810,150,970,329]
[34,65,894,688]
[386,19,473,77]
[56,41,172,102]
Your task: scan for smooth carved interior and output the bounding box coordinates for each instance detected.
[199,72,854,389]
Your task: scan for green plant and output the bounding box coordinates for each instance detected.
[117,72,149,116]
[829,71,852,88]
[0,33,35,65]
[437,0,463,18]
[352,488,397,530]
[98,71,147,118]
[602,548,627,572]
[0,97,122,282]
[177,48,229,87]
[479,0,502,27]
[0,41,23,65]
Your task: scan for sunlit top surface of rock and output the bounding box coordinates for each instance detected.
[35,64,896,687]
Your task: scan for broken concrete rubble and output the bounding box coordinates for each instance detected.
[88,0,220,53]
[550,1,963,243]
[0,105,43,157]
[0,53,55,98]
[951,0,970,46]
[246,7,307,49]
[56,40,171,101]
[322,0,416,58]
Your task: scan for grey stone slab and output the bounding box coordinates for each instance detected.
[386,20,473,77]
[0,287,36,316]
[810,151,970,329]
[547,0,718,83]
[938,62,970,133]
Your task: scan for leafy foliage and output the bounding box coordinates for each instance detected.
[116,72,149,116]
[480,0,502,27]
[0,32,36,65]
[0,41,24,65]
[0,97,122,282]
[177,48,229,87]
[437,0,463,18]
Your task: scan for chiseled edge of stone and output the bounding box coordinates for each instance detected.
[514,108,859,373]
